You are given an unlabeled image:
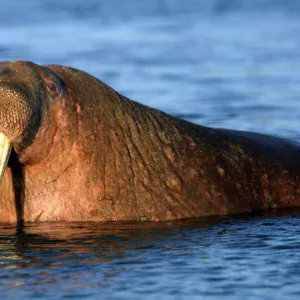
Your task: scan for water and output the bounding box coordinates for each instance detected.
[1,211,300,300]
[1,0,300,298]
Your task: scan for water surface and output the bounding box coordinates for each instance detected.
[1,210,300,300]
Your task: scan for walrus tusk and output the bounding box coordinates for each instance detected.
[0,132,12,184]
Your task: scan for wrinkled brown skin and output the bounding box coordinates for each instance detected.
[0,61,300,223]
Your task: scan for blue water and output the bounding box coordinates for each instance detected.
[1,0,300,299]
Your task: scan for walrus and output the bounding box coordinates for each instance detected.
[0,60,300,223]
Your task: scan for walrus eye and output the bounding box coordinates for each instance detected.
[46,82,59,98]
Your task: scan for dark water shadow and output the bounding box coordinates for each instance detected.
[0,215,222,269]
[0,206,299,265]
[0,208,300,299]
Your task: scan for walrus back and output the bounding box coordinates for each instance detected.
[215,128,300,174]
[43,64,300,218]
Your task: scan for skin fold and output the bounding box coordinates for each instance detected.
[0,60,300,223]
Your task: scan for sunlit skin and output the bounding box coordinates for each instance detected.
[1,60,300,223]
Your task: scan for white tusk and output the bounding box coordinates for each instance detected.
[0,132,12,184]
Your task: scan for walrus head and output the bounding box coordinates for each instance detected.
[0,61,67,182]
[0,60,131,222]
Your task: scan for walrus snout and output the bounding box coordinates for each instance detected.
[0,61,45,143]
[0,61,71,183]
[0,61,49,181]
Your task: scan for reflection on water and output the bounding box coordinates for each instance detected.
[1,210,300,299]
